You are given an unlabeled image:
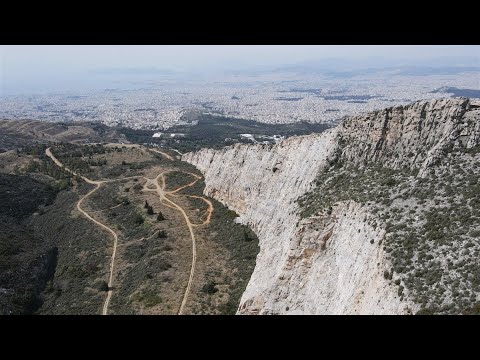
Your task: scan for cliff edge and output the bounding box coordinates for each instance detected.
[183,98,480,314]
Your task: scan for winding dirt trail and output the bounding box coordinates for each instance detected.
[157,176,196,315]
[77,186,118,316]
[187,196,214,226]
[142,173,198,314]
[164,172,214,227]
[46,146,214,315]
[46,148,118,315]
[149,148,175,161]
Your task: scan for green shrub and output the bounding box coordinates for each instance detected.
[98,280,109,292]
[133,214,144,225]
[201,281,218,294]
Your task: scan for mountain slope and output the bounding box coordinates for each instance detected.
[183,97,480,314]
[0,119,124,152]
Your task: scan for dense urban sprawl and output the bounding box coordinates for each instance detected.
[1,72,478,130]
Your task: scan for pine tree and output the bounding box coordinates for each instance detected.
[98,280,109,292]
[157,212,165,221]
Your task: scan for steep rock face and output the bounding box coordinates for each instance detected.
[183,98,480,314]
[338,98,480,174]
[238,202,412,314]
[183,131,338,308]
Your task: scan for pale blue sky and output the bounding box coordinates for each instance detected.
[1,45,479,95]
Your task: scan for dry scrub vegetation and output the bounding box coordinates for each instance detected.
[299,145,480,314]
[1,142,259,315]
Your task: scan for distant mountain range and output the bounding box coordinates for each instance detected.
[90,56,480,80]
[431,86,480,98]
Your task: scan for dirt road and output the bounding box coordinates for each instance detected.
[46,146,213,315]
[149,148,175,161]
[46,148,118,315]
[187,196,214,226]
[142,172,197,314]
[165,172,214,226]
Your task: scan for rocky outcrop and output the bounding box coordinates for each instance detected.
[183,98,480,315]
[338,98,480,175]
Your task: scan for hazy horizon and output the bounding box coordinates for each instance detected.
[1,45,479,95]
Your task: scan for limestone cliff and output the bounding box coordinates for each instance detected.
[338,97,480,175]
[183,98,480,314]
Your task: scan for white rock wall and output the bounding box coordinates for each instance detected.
[183,98,479,314]
[184,130,413,314]
[183,130,338,308]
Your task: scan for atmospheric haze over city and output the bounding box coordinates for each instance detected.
[1,45,479,130]
[2,45,480,316]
